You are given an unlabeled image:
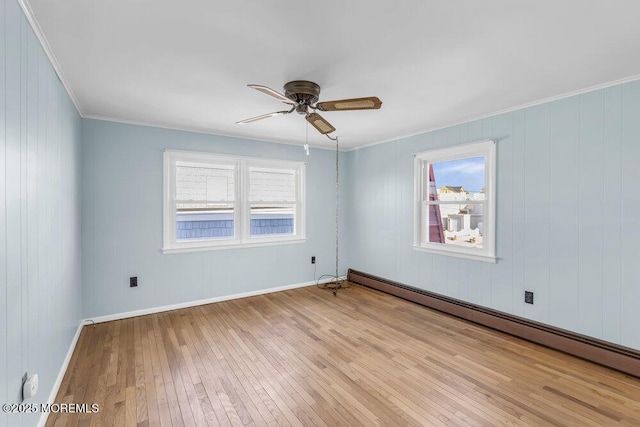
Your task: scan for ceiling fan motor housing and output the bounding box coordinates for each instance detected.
[284,80,321,114]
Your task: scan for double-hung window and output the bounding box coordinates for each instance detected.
[413,139,496,262]
[163,150,305,253]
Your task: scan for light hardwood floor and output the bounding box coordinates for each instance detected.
[47,284,640,426]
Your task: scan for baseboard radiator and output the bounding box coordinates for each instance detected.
[347,269,640,378]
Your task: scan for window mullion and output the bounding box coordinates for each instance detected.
[171,200,178,246]
[238,160,248,243]
[169,156,177,246]
[296,165,304,238]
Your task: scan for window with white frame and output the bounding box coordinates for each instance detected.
[413,140,496,262]
[163,150,305,253]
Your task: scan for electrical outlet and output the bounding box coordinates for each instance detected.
[311,256,316,264]
[130,276,138,287]
[22,373,38,400]
[21,372,28,399]
[524,290,534,304]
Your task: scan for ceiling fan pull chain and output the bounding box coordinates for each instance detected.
[304,119,310,156]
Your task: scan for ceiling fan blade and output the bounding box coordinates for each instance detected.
[236,109,292,124]
[306,113,336,135]
[247,84,296,105]
[316,96,382,112]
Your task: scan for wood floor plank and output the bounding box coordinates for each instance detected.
[151,314,188,426]
[47,284,640,426]
[81,325,112,426]
[125,386,137,426]
[106,320,121,388]
[160,312,203,426]
[133,318,149,424]
[144,316,172,427]
[137,316,159,426]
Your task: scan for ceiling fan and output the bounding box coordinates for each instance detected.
[236,80,382,135]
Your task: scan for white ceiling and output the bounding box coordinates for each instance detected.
[24,0,640,150]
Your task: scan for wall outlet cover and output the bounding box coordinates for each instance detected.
[22,373,38,400]
[524,290,534,304]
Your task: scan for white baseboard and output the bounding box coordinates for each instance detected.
[37,321,88,427]
[85,277,336,324]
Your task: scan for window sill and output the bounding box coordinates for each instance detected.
[412,245,497,263]
[163,238,307,254]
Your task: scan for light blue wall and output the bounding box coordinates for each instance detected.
[344,81,640,351]
[5,4,640,422]
[82,119,346,318]
[0,0,83,425]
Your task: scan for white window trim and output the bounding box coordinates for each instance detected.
[163,149,306,254]
[413,139,497,263]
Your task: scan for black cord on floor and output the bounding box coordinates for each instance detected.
[316,274,352,296]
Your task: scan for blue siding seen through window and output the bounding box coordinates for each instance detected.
[250,217,294,235]
[176,212,293,240]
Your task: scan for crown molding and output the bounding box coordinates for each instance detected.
[346,73,640,151]
[83,113,349,152]
[17,0,84,115]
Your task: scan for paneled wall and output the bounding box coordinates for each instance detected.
[0,0,83,425]
[344,81,640,350]
[5,4,640,426]
[82,119,346,318]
